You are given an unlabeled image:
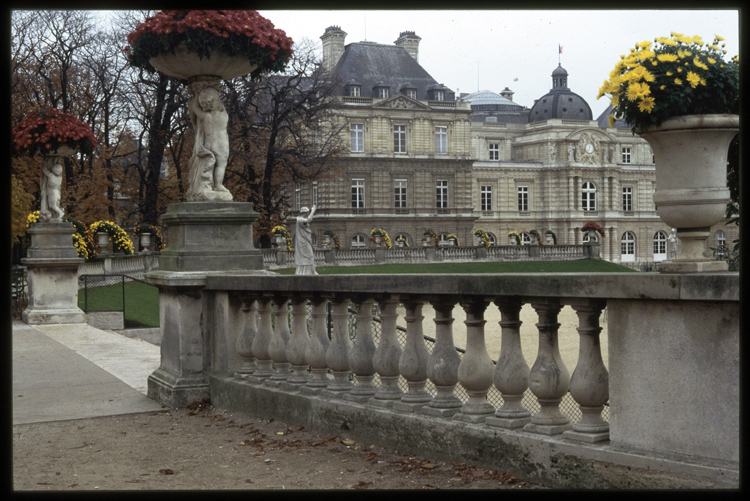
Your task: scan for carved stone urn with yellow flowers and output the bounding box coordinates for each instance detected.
[598,33,739,272]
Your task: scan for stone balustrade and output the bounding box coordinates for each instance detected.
[262,243,598,269]
[146,270,738,488]
[78,252,160,284]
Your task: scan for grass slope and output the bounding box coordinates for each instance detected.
[78,279,160,328]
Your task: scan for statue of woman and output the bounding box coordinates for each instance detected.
[295,206,318,275]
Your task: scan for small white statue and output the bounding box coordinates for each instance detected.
[186,80,232,202]
[602,144,609,163]
[295,206,318,275]
[549,143,556,162]
[668,228,678,259]
[39,157,64,222]
[567,143,575,162]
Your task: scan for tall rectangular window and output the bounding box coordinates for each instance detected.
[518,186,529,212]
[622,147,632,164]
[434,90,444,101]
[351,179,365,208]
[350,123,364,152]
[378,87,389,99]
[406,89,417,100]
[622,186,633,212]
[394,179,407,208]
[295,183,301,211]
[489,143,500,161]
[436,180,449,209]
[480,185,493,212]
[350,86,360,97]
[394,124,407,154]
[312,181,319,207]
[435,126,447,154]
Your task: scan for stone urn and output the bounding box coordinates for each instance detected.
[545,234,554,245]
[637,114,739,272]
[274,235,287,249]
[149,43,258,82]
[140,233,152,252]
[373,235,382,246]
[510,236,518,245]
[96,232,110,252]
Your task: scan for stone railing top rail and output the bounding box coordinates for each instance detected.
[193,272,738,302]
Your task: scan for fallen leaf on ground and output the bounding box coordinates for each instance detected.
[158,469,175,475]
[342,440,355,446]
[352,480,372,489]
[363,453,377,461]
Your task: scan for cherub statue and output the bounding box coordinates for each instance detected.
[39,157,64,221]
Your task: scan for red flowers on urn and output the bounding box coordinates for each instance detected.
[12,108,97,157]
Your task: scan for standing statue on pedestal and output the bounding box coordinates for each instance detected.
[295,206,318,275]
[668,228,678,260]
[39,157,64,222]
[186,79,232,202]
[568,143,575,162]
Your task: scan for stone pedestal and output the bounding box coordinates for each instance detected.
[146,201,267,408]
[22,222,85,324]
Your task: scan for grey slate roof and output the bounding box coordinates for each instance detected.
[596,104,630,129]
[528,65,593,122]
[330,42,452,100]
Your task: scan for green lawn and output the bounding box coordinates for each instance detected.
[275,259,637,275]
[78,279,160,328]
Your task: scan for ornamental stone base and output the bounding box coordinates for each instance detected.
[22,222,85,325]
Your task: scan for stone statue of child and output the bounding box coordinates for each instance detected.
[40,157,64,221]
[186,80,232,201]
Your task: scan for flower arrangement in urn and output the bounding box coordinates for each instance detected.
[12,108,97,157]
[324,230,342,250]
[423,229,439,247]
[473,229,491,248]
[581,221,606,237]
[271,225,292,251]
[507,231,522,245]
[124,10,293,79]
[597,33,739,132]
[370,228,392,249]
[445,233,460,246]
[134,223,167,252]
[90,221,135,255]
[528,229,543,245]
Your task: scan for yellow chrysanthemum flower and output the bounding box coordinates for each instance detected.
[674,78,682,85]
[693,57,708,70]
[707,57,716,64]
[671,31,684,38]
[692,35,704,46]
[638,96,656,113]
[627,82,650,101]
[608,115,616,128]
[715,34,725,41]
[677,35,693,44]
[657,53,678,62]
[666,71,673,76]
[610,94,619,107]
[686,71,701,88]
[663,39,678,47]
[660,85,666,90]
[700,78,706,86]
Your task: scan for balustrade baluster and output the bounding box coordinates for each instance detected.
[394,297,432,412]
[454,299,495,423]
[524,299,572,435]
[234,295,258,380]
[300,299,331,394]
[322,298,353,395]
[284,297,310,386]
[344,298,378,402]
[249,297,274,381]
[266,297,291,384]
[423,299,462,416]
[486,298,531,428]
[564,299,610,442]
[370,297,403,407]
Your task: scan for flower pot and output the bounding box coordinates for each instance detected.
[374,235,382,246]
[96,232,109,252]
[638,114,738,269]
[140,233,151,252]
[274,235,287,249]
[149,43,259,81]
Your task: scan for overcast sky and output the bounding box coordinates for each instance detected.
[257,9,740,119]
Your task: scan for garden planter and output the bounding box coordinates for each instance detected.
[140,233,152,252]
[274,236,287,249]
[96,232,110,251]
[149,44,259,81]
[638,114,738,270]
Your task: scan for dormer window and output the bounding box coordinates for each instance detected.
[434,90,444,101]
[406,89,417,100]
[377,87,389,99]
[349,85,361,97]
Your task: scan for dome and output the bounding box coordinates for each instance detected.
[462,89,516,107]
[528,65,592,122]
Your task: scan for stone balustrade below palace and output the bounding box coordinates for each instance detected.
[146,270,738,488]
[262,243,599,269]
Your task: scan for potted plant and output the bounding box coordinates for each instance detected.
[370,228,392,249]
[581,221,606,242]
[508,231,522,245]
[13,108,97,223]
[125,10,293,202]
[445,234,460,246]
[134,223,167,253]
[544,230,557,245]
[598,33,739,268]
[423,229,439,247]
[473,229,491,248]
[395,236,409,248]
[271,225,292,251]
[90,221,134,255]
[323,230,341,250]
[529,229,543,245]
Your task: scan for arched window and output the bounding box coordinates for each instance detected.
[653,231,668,261]
[486,233,497,246]
[351,234,366,248]
[395,233,410,247]
[582,182,597,211]
[621,231,636,262]
[521,232,532,245]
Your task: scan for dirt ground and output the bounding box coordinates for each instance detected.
[13,402,543,491]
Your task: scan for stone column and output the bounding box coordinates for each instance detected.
[300,299,331,394]
[344,297,378,402]
[423,299,462,417]
[486,298,531,429]
[234,295,258,380]
[394,297,432,412]
[284,297,310,387]
[454,299,495,423]
[247,297,274,381]
[524,299,572,435]
[22,222,85,324]
[266,297,291,385]
[370,297,403,407]
[564,299,609,443]
[322,298,353,395]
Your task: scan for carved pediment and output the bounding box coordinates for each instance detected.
[374,95,430,110]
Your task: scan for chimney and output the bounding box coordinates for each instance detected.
[500,87,515,101]
[320,25,347,72]
[394,31,421,62]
